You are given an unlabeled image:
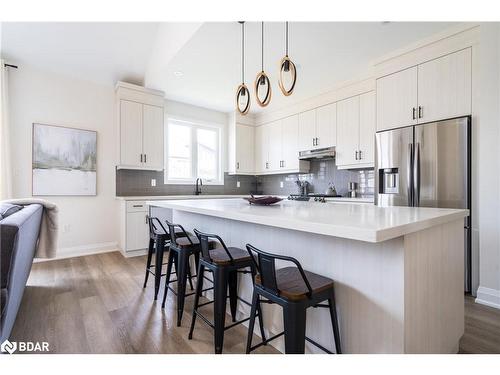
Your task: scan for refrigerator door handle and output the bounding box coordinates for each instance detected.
[414,142,421,206]
[407,143,414,206]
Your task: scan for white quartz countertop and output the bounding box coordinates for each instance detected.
[147,198,468,243]
[116,195,249,201]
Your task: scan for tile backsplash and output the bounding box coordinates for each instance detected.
[257,160,374,197]
[116,160,374,198]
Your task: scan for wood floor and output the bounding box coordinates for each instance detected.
[10,251,500,354]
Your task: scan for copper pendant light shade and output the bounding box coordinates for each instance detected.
[254,22,272,107]
[236,21,250,115]
[278,22,297,96]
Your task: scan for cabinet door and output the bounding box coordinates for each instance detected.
[298,109,316,152]
[315,103,337,149]
[358,91,376,165]
[120,100,143,166]
[417,48,471,124]
[376,66,418,131]
[336,95,360,167]
[235,124,255,173]
[126,211,149,251]
[281,115,299,170]
[142,104,164,170]
[254,125,269,173]
[267,120,283,171]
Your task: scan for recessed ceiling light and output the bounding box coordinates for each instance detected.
[173,71,184,77]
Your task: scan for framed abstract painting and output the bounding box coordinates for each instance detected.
[32,123,97,196]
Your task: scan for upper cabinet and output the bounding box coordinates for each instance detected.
[116,82,165,171]
[298,105,337,151]
[228,121,255,175]
[417,48,472,124]
[255,115,309,175]
[376,48,472,132]
[336,91,376,169]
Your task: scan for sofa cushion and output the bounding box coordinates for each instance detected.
[0,203,23,220]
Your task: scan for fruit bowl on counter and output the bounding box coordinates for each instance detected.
[243,195,283,206]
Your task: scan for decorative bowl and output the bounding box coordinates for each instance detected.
[243,195,283,206]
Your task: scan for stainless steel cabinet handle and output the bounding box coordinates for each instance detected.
[358,150,362,160]
[355,151,359,160]
[412,107,416,120]
[418,106,423,119]
[315,138,319,146]
[414,142,421,206]
[407,143,414,206]
[236,162,239,169]
[133,204,143,208]
[145,215,148,224]
[144,154,147,163]
[140,154,143,163]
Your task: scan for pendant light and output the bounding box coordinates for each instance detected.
[254,22,272,107]
[278,21,297,97]
[236,21,250,115]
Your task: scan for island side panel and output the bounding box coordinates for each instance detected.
[403,219,465,353]
[173,209,407,354]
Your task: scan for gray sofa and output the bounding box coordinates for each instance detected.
[1,203,43,343]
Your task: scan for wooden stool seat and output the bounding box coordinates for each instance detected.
[209,246,252,265]
[175,235,216,249]
[255,267,334,301]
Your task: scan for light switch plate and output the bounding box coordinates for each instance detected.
[280,181,284,188]
[237,181,241,188]
[151,179,156,187]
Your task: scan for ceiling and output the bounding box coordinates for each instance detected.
[1,22,457,114]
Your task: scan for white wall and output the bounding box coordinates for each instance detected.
[8,65,119,258]
[475,23,500,308]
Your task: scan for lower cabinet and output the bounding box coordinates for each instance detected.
[119,201,149,257]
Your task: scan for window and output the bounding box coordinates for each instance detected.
[165,118,223,184]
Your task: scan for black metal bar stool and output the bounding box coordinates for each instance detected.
[142,216,190,300]
[245,244,342,354]
[188,230,266,354]
[161,220,215,326]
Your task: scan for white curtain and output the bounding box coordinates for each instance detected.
[0,59,13,200]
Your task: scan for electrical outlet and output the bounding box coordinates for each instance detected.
[151,179,156,187]
[280,181,284,188]
[237,181,241,188]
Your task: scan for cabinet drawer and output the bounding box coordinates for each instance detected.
[126,201,148,213]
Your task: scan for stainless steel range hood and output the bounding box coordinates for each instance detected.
[299,147,335,160]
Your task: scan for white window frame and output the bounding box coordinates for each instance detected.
[164,116,224,185]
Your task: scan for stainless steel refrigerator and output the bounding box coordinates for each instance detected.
[375,116,471,292]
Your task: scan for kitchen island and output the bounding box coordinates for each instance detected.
[148,198,468,354]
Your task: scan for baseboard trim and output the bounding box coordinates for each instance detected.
[475,286,500,309]
[34,241,119,263]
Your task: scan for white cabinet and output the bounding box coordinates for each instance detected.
[119,200,150,257]
[315,103,337,149]
[120,100,143,166]
[376,66,418,131]
[376,48,472,132]
[228,122,255,175]
[359,91,376,164]
[142,104,164,170]
[255,116,309,175]
[417,48,471,124]
[298,105,337,151]
[116,82,165,170]
[337,91,376,169]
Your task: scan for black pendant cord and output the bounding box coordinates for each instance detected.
[285,21,289,57]
[241,22,245,84]
[261,21,264,72]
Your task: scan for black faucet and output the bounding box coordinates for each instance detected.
[195,178,203,195]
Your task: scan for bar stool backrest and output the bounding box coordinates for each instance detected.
[193,229,235,264]
[246,244,314,298]
[147,216,167,239]
[165,220,192,247]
